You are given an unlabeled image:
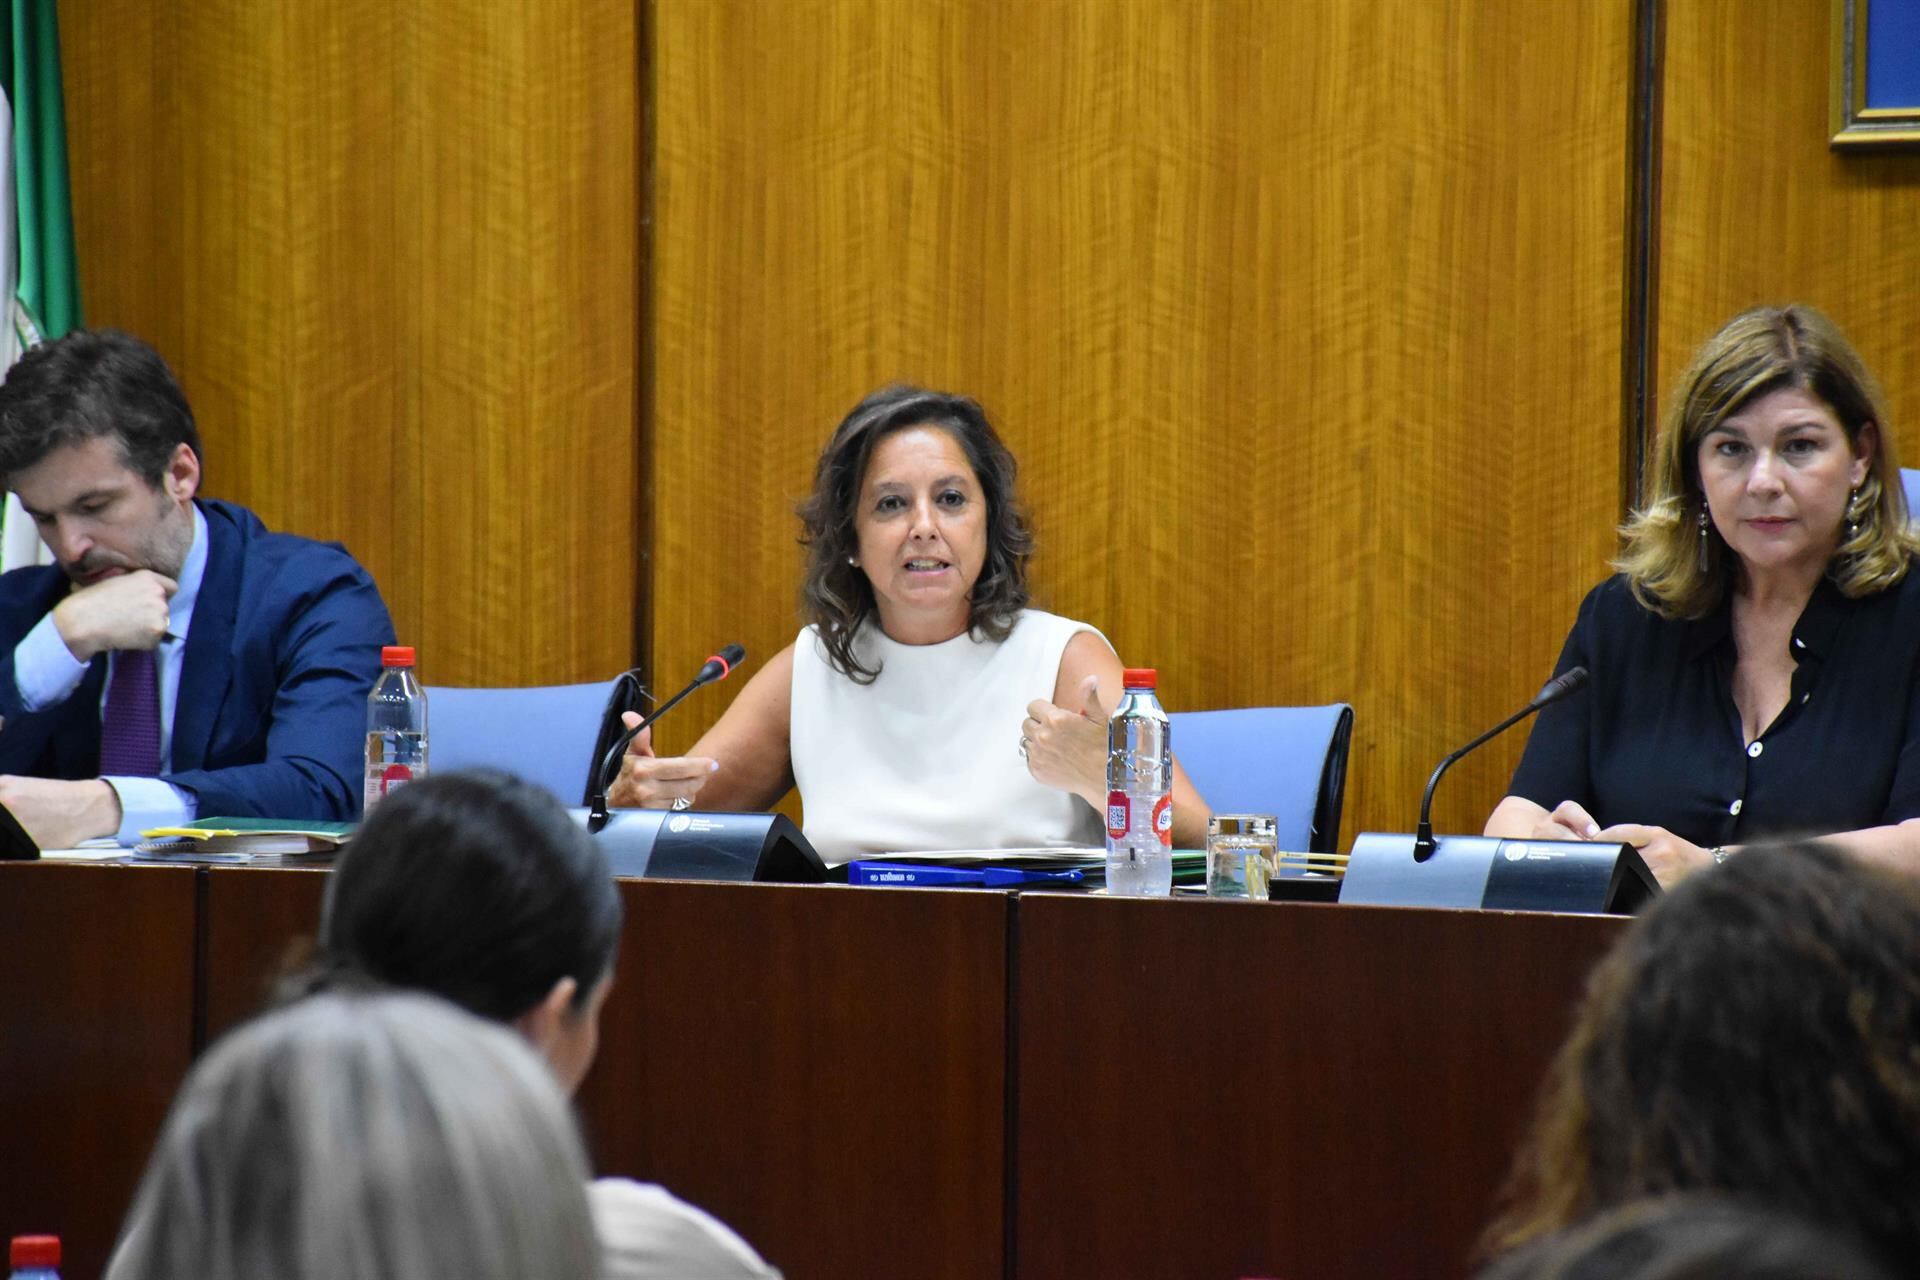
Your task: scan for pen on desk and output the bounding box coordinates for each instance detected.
[846,861,1085,888]
[980,866,1085,887]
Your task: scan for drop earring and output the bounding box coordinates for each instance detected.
[1847,486,1862,541]
[1697,508,1710,573]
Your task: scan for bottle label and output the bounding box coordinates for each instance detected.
[380,763,414,797]
[1106,790,1129,839]
[1152,793,1173,847]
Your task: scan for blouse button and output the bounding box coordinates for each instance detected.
[1729,798,1744,816]
[1747,741,1764,758]
[1793,637,1805,649]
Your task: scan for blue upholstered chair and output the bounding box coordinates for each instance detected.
[423,679,623,806]
[1169,704,1355,854]
[1901,467,1920,520]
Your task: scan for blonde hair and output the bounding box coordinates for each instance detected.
[1616,304,1916,618]
[109,992,601,1280]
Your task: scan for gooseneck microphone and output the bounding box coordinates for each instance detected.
[587,644,746,833]
[1412,666,1589,862]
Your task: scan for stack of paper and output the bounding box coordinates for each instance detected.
[134,817,356,864]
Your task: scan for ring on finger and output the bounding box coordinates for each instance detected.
[1017,735,1030,758]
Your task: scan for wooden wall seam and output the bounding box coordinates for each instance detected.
[633,0,656,685]
[1622,0,1666,516]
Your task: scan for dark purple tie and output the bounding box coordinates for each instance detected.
[99,649,162,777]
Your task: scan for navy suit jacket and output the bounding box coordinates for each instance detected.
[0,499,396,820]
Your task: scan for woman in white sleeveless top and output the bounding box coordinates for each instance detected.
[607,386,1209,863]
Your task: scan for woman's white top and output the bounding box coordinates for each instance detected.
[789,608,1109,863]
[589,1178,782,1280]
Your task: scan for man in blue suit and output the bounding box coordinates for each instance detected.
[0,330,395,846]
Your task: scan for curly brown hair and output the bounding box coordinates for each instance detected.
[1481,843,1920,1272]
[797,385,1034,683]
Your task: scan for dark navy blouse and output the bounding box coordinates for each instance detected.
[1507,569,1920,848]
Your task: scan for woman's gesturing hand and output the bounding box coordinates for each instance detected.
[604,713,719,809]
[1021,674,1108,807]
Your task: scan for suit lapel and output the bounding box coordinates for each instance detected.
[171,505,240,771]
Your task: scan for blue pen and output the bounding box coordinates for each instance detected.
[847,861,1085,888]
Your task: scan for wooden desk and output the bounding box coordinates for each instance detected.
[201,864,331,1039]
[0,864,1627,1280]
[195,871,1010,1280]
[580,881,1009,1280]
[0,862,198,1280]
[1013,895,1627,1280]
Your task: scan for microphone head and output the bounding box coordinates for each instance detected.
[1532,665,1590,707]
[695,643,749,686]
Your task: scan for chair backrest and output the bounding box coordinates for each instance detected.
[423,680,622,806]
[1902,467,1920,521]
[1169,704,1355,854]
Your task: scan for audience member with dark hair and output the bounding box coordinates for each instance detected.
[0,328,394,844]
[606,384,1210,860]
[311,768,780,1280]
[1482,842,1920,1275]
[1477,1196,1898,1280]
[109,991,601,1280]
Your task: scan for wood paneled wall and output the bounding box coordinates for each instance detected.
[61,2,1911,843]
[649,1,1632,839]
[58,1,638,685]
[1656,1,1920,460]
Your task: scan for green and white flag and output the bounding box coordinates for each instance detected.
[0,0,81,571]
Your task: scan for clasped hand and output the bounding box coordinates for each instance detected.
[52,570,177,661]
[604,714,719,809]
[1531,800,1711,887]
[1020,674,1107,806]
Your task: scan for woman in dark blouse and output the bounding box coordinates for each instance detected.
[1486,305,1920,886]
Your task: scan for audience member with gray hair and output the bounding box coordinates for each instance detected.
[107,991,600,1280]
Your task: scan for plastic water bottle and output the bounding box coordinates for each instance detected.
[364,645,428,813]
[1106,668,1172,896]
[9,1235,60,1280]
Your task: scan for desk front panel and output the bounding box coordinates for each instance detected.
[1014,896,1627,1280]
[196,870,1013,1280]
[580,880,1011,1280]
[0,862,199,1280]
[202,865,332,1042]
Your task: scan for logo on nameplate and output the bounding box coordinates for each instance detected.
[1505,843,1562,862]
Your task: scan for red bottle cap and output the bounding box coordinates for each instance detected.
[10,1236,59,1269]
[381,646,416,667]
[1122,668,1157,689]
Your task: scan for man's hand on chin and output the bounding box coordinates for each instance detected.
[51,569,178,662]
[0,776,122,847]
